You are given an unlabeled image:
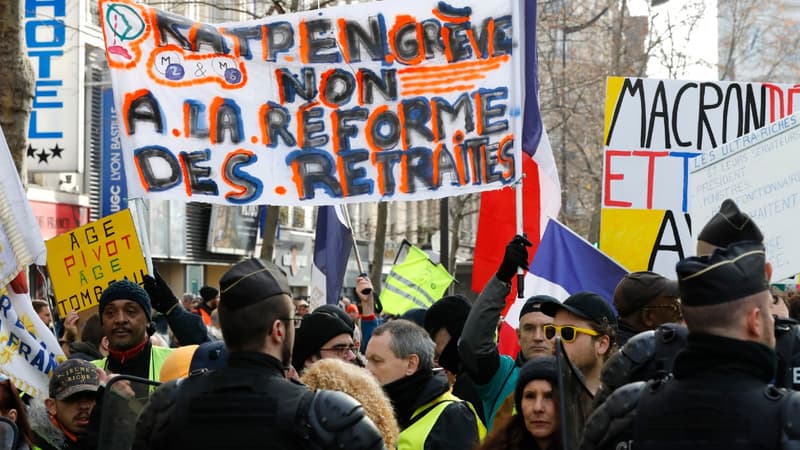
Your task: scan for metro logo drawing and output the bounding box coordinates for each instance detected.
[99,0,524,206]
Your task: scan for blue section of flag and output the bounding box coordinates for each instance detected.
[100,88,128,217]
[313,206,353,305]
[529,220,628,308]
[522,0,542,157]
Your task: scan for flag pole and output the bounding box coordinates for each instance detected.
[512,0,527,298]
[339,204,364,275]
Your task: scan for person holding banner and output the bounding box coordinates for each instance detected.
[477,356,562,450]
[92,280,173,383]
[142,272,212,347]
[582,241,800,450]
[459,236,558,430]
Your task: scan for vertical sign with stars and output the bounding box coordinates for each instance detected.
[24,0,81,172]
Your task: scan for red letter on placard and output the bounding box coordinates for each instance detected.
[604,150,632,207]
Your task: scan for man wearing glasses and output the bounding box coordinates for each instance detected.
[613,271,682,347]
[291,309,357,375]
[541,292,618,394]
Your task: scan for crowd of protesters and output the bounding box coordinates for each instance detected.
[3,197,800,449]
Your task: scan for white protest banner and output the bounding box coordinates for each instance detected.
[600,77,798,277]
[0,288,66,399]
[100,0,520,206]
[689,113,800,281]
[0,126,47,287]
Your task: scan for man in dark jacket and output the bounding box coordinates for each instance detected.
[31,359,100,450]
[424,294,486,425]
[613,271,682,346]
[192,285,219,326]
[458,236,558,430]
[365,319,484,449]
[582,241,800,450]
[134,258,384,450]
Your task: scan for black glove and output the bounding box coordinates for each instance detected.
[496,235,532,283]
[143,271,179,314]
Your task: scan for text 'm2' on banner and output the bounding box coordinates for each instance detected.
[99,0,520,206]
[45,209,148,318]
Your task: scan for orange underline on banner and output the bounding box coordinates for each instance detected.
[401,84,476,96]
[399,65,498,83]
[397,55,510,76]
[400,73,487,88]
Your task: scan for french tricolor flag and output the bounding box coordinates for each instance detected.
[472,1,561,323]
[500,219,629,355]
[309,205,353,309]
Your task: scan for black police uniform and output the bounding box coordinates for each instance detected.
[133,351,384,450]
[583,334,800,450]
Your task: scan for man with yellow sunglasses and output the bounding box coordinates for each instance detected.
[541,293,618,394]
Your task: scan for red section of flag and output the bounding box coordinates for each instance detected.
[473,157,543,357]
[497,320,521,358]
[9,272,28,294]
[472,157,542,293]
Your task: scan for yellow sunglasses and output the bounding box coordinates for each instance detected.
[543,324,599,343]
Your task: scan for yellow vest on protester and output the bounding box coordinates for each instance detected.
[92,345,173,381]
[397,390,486,450]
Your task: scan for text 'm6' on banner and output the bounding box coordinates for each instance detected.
[99,0,522,206]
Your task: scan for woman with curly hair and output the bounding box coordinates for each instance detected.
[300,358,399,448]
[477,356,562,450]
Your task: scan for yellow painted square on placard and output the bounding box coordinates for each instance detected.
[45,209,147,318]
[599,208,666,272]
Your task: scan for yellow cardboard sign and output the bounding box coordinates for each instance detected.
[45,209,147,318]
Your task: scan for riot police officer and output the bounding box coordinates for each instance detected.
[133,259,384,450]
[582,241,800,450]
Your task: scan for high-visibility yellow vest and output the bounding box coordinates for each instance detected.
[397,390,486,450]
[93,345,173,382]
[380,245,453,315]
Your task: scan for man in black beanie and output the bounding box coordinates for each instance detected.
[93,279,173,382]
[193,285,219,326]
[582,242,800,450]
[292,309,356,374]
[134,258,384,450]
[424,295,485,425]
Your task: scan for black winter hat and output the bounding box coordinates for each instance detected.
[292,311,354,372]
[219,259,291,310]
[514,356,558,413]
[199,286,219,303]
[697,199,763,248]
[315,304,355,331]
[677,241,768,307]
[99,280,152,322]
[424,295,471,339]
